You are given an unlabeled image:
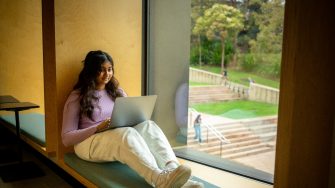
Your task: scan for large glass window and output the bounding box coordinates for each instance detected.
[147,0,284,184]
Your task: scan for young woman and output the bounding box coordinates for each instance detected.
[61,50,198,187]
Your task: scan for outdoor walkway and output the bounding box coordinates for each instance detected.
[234,151,275,174]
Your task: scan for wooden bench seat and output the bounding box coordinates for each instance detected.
[64,153,219,188]
[64,153,151,188]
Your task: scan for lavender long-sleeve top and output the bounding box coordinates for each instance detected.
[61,89,127,147]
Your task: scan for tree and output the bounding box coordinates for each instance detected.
[236,0,264,53]
[191,0,222,66]
[249,0,284,53]
[243,0,284,78]
[193,4,244,75]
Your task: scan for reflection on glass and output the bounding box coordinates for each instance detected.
[175,82,190,144]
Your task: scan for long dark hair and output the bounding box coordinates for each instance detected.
[194,114,201,124]
[73,50,123,120]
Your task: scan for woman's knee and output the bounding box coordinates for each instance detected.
[119,127,143,140]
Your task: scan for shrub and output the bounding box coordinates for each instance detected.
[238,53,281,78]
[239,53,258,72]
[190,37,235,67]
[255,53,281,78]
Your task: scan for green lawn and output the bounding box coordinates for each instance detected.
[191,100,278,119]
[191,65,280,89]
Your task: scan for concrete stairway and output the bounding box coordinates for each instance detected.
[187,116,277,159]
[189,85,240,104]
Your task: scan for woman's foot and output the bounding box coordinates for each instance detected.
[154,165,191,188]
[165,160,179,170]
[182,179,204,188]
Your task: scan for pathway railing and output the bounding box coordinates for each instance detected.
[222,79,249,99]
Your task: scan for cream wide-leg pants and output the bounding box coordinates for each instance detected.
[74,120,178,185]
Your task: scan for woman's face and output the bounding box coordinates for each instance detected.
[96,61,113,89]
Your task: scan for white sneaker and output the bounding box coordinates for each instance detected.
[165,160,179,171]
[154,165,191,188]
[182,179,204,188]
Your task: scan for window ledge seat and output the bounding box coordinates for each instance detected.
[0,113,46,147]
[64,152,151,188]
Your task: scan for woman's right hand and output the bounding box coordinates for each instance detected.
[96,118,111,133]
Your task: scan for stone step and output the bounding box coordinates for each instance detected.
[189,85,241,103]
[224,131,254,139]
[186,136,257,148]
[188,127,267,143]
[187,131,262,147]
[266,141,276,148]
[187,127,252,142]
[207,143,267,156]
[186,133,231,145]
[218,142,269,155]
[201,139,262,153]
[212,123,246,130]
[215,126,249,134]
[258,132,277,142]
[246,123,277,134]
[240,117,278,126]
[211,116,278,128]
[227,134,260,143]
[220,146,274,159]
[187,123,246,134]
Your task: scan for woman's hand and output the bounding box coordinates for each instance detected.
[96,118,111,133]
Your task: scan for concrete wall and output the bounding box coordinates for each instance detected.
[0,0,44,114]
[148,0,191,145]
[249,83,279,105]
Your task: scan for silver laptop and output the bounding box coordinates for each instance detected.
[99,95,157,131]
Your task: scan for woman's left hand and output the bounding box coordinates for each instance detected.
[96,118,111,133]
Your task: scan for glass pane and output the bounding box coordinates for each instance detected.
[188,0,284,177]
[147,0,284,183]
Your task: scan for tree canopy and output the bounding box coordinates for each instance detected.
[249,0,284,53]
[193,4,244,40]
[190,0,285,79]
[193,4,244,72]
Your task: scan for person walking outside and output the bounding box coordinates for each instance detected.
[193,114,202,143]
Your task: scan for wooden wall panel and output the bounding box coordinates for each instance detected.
[0,0,44,114]
[274,0,335,187]
[53,0,142,158]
